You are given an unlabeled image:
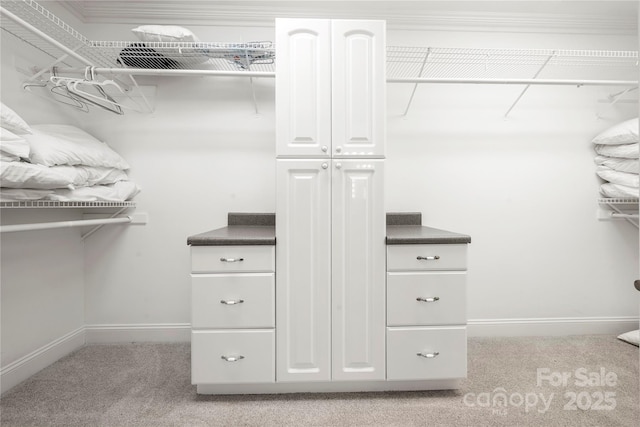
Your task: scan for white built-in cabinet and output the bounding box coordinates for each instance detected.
[190,246,276,385]
[191,18,467,394]
[276,18,386,384]
[276,158,386,382]
[275,18,386,158]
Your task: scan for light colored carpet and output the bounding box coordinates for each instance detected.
[1,335,638,426]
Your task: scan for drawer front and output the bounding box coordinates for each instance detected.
[192,273,275,329]
[387,272,466,326]
[191,246,274,273]
[387,327,467,381]
[192,330,275,384]
[387,244,467,271]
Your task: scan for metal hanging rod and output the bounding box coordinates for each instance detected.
[0,216,133,234]
[55,67,275,78]
[387,77,638,86]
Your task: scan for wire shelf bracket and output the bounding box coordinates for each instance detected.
[597,198,639,228]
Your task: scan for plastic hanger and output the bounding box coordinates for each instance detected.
[22,74,90,112]
[66,67,149,114]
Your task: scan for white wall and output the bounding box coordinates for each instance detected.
[1,30,86,392]
[386,29,639,334]
[79,22,639,338]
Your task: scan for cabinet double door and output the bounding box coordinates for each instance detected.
[276,158,385,382]
[275,18,386,158]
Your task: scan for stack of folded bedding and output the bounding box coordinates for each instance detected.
[0,102,139,202]
[593,118,639,199]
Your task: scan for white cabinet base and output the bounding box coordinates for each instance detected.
[196,379,462,395]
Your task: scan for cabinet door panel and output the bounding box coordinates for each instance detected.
[276,19,331,157]
[332,159,385,380]
[331,20,386,158]
[276,159,332,381]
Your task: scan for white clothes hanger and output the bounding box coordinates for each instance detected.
[65,67,149,114]
[22,69,90,112]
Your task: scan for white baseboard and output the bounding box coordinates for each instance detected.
[84,323,191,344]
[84,318,640,342]
[1,327,85,395]
[2,318,636,395]
[468,316,639,337]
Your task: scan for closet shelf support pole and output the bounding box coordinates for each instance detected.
[0,7,93,67]
[403,48,431,116]
[0,216,132,234]
[503,52,556,118]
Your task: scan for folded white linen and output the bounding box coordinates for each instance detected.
[1,127,29,158]
[0,188,52,201]
[1,160,77,189]
[81,166,129,186]
[1,150,20,162]
[0,103,32,135]
[26,125,129,169]
[600,182,639,198]
[0,161,130,190]
[592,118,638,145]
[594,143,639,159]
[596,166,639,188]
[46,181,140,202]
[594,155,639,174]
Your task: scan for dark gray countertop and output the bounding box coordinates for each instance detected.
[187,225,276,246]
[187,212,470,246]
[187,213,275,246]
[386,225,471,245]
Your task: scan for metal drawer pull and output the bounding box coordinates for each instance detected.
[416,297,440,303]
[220,299,244,305]
[417,352,440,359]
[220,257,244,263]
[221,355,245,362]
[417,255,440,261]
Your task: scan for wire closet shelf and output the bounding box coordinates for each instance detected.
[0,0,276,76]
[0,201,137,209]
[1,0,638,84]
[386,46,639,85]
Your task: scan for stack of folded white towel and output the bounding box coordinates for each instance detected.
[0,102,139,202]
[593,117,639,199]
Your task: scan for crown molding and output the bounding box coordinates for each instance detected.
[58,1,638,35]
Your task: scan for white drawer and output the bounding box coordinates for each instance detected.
[387,244,467,271]
[191,330,275,384]
[192,273,275,329]
[191,245,274,273]
[387,326,467,381]
[387,272,466,326]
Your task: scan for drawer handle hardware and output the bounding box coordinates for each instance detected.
[220,257,244,263]
[417,352,440,359]
[221,355,245,362]
[416,297,440,303]
[417,255,440,261]
[220,299,244,305]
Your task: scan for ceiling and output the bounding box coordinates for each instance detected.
[59,1,639,34]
